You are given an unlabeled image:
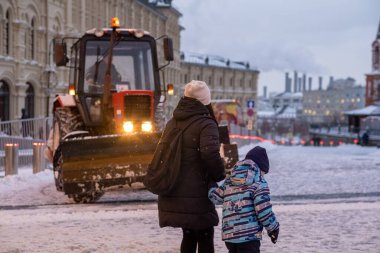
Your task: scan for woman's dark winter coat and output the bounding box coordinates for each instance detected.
[158,96,226,230]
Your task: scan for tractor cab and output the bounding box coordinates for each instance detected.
[55,17,173,131]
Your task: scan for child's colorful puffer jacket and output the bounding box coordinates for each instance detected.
[208,159,279,243]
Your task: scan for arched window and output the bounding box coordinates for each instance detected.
[30,18,36,60]
[4,10,11,55]
[0,80,10,121]
[25,83,34,118]
[24,17,29,59]
[374,46,380,65]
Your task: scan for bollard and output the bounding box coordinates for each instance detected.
[33,142,46,174]
[4,143,19,176]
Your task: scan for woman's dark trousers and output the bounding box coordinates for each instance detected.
[181,227,214,253]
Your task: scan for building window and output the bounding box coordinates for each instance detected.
[25,83,34,118]
[230,77,233,87]
[0,80,10,121]
[374,46,380,65]
[24,17,35,60]
[4,10,11,55]
[30,18,36,60]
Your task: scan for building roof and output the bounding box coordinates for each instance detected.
[344,105,380,116]
[257,105,297,119]
[275,105,297,118]
[366,70,380,75]
[273,92,303,98]
[181,52,258,71]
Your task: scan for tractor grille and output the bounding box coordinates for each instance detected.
[123,95,151,120]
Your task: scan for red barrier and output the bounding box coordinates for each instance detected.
[229,135,355,147]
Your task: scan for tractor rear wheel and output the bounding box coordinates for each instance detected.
[52,147,64,191]
[52,107,84,192]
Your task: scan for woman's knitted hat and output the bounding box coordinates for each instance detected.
[184,80,211,105]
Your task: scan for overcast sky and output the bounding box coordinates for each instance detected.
[173,0,380,95]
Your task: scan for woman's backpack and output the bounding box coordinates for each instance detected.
[144,116,203,195]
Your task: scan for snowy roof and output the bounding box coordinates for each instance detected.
[211,99,239,104]
[276,106,297,118]
[181,52,255,71]
[366,70,380,75]
[257,106,297,118]
[257,110,275,117]
[274,92,303,98]
[344,105,380,116]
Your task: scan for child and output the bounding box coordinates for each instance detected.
[208,146,279,253]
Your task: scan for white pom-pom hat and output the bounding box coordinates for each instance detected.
[184,80,211,105]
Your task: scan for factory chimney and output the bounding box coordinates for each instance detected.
[293,71,298,93]
[308,77,312,90]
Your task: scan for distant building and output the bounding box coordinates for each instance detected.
[365,19,380,106]
[269,92,303,112]
[303,78,365,125]
[180,53,259,127]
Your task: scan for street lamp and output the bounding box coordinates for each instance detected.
[40,67,58,117]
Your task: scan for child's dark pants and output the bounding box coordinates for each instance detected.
[181,227,214,253]
[225,240,261,253]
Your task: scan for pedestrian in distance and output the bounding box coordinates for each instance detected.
[208,146,280,253]
[21,108,28,137]
[361,131,370,146]
[157,80,226,253]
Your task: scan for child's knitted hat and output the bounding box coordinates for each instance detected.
[245,146,269,173]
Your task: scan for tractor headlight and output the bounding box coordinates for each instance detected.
[141,121,152,132]
[123,121,134,133]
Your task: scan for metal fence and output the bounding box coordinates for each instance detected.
[0,117,52,168]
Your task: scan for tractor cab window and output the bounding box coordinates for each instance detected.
[84,40,155,93]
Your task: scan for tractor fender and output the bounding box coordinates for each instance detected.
[53,94,76,112]
[62,130,89,141]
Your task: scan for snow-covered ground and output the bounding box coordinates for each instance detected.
[1,144,380,253]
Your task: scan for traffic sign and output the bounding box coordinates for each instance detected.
[247,108,254,117]
[247,100,255,108]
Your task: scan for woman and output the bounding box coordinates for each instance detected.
[158,80,226,253]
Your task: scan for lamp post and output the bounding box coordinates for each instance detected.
[41,67,58,117]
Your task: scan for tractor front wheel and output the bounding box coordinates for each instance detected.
[71,191,105,203]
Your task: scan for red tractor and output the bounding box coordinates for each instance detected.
[49,18,174,203]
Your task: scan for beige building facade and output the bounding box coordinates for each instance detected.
[0,0,181,120]
[0,0,258,128]
[180,55,259,126]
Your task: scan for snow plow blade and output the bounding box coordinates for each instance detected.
[56,133,160,195]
